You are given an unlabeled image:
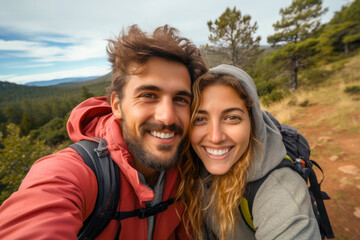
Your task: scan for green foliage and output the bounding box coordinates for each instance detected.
[268,0,328,45]
[287,98,297,106]
[0,74,110,203]
[20,113,37,136]
[317,0,360,56]
[330,0,360,24]
[261,90,285,106]
[30,115,69,146]
[207,6,261,68]
[81,86,94,101]
[0,124,52,203]
[344,85,360,95]
[0,110,6,124]
[301,67,333,85]
[3,104,23,124]
[299,99,310,107]
[267,0,328,91]
[256,81,279,97]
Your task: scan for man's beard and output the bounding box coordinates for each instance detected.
[121,118,185,172]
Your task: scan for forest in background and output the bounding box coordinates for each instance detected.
[0,0,359,204]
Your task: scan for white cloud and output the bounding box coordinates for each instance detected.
[0,0,348,46]
[21,63,54,68]
[0,39,107,62]
[1,66,110,84]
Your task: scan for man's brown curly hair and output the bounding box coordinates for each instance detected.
[106,24,208,101]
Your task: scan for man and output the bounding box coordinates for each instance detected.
[0,25,208,239]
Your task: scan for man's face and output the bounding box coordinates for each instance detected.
[111,57,191,172]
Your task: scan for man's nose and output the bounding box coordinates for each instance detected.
[154,97,176,126]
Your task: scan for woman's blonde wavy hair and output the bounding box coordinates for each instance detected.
[176,72,258,240]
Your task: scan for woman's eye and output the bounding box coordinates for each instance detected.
[193,116,206,125]
[225,115,241,122]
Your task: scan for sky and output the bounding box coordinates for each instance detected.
[0,0,352,85]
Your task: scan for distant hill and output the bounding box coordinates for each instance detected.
[0,73,111,107]
[56,73,111,87]
[25,76,101,86]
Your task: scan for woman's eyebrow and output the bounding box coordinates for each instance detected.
[222,107,245,114]
[197,109,208,115]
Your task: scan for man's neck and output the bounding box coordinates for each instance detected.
[133,159,160,189]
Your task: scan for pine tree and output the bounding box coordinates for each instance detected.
[267,0,328,91]
[207,7,261,68]
[20,112,37,136]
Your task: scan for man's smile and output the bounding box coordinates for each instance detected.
[150,131,175,139]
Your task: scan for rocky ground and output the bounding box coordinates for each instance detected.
[289,104,360,240]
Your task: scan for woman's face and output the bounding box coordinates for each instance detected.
[190,84,251,175]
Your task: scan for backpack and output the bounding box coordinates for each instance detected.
[69,138,174,240]
[239,111,334,239]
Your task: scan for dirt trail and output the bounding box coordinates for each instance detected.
[289,104,360,240]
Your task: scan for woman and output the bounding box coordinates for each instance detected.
[177,64,321,239]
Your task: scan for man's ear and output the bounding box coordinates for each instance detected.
[110,92,122,119]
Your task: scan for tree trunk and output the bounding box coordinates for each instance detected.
[291,58,298,92]
[344,43,349,55]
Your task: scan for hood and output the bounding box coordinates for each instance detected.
[210,64,286,182]
[67,97,113,143]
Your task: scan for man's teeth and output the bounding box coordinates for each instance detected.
[205,148,229,156]
[151,131,175,139]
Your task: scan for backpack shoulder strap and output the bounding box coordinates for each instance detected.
[70,139,120,240]
[240,158,296,231]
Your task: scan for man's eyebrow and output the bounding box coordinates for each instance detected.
[135,85,192,98]
[177,90,192,98]
[223,107,246,114]
[135,85,161,92]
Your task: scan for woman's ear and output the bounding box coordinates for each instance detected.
[110,92,122,119]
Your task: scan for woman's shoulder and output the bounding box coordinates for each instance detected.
[251,167,321,239]
[255,167,309,210]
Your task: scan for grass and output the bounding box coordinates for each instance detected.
[263,54,360,133]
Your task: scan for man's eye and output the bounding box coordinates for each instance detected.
[140,93,156,99]
[174,97,189,104]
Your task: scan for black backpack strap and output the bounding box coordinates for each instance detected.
[241,158,334,238]
[113,198,175,221]
[70,139,120,240]
[306,165,334,238]
[242,158,297,218]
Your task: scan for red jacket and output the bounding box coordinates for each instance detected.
[0,97,188,240]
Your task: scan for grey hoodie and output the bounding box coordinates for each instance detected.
[202,65,321,240]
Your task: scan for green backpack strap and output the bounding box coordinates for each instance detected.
[240,197,255,231]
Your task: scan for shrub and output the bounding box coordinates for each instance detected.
[256,81,279,97]
[344,85,360,95]
[302,68,333,85]
[0,124,52,203]
[299,99,310,107]
[261,90,285,106]
[287,98,297,106]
